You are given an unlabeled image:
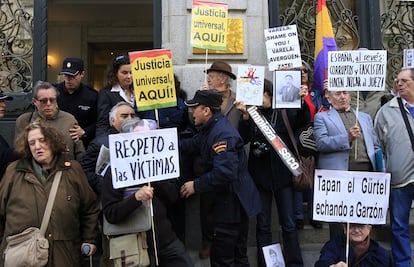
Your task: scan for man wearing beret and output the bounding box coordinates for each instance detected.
[180,90,261,267]
[0,93,19,179]
[55,57,98,148]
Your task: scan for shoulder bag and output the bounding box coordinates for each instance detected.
[104,188,151,267]
[103,188,151,236]
[281,110,315,192]
[4,171,62,267]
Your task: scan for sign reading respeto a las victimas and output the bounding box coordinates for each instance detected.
[313,169,390,225]
[328,50,387,91]
[108,128,180,189]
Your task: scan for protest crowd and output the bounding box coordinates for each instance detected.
[0,2,412,267]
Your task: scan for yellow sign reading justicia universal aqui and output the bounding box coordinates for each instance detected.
[129,49,176,112]
[191,0,228,51]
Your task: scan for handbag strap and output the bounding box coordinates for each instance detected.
[397,97,414,151]
[40,170,62,235]
[281,109,300,158]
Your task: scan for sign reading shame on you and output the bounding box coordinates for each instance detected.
[313,169,390,225]
[129,49,176,112]
[109,128,180,189]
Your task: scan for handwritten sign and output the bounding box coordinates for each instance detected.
[108,128,180,189]
[404,49,414,68]
[328,50,387,91]
[129,49,176,112]
[313,169,390,225]
[236,65,264,106]
[264,25,301,71]
[191,0,228,51]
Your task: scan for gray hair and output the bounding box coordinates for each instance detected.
[32,81,59,99]
[108,101,133,125]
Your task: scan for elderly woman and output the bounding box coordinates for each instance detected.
[0,121,99,267]
[315,223,393,267]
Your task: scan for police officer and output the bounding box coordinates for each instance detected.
[55,57,98,148]
[180,90,261,267]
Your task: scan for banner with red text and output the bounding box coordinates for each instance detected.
[129,49,176,111]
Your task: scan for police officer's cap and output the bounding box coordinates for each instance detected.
[61,58,84,76]
[185,90,223,109]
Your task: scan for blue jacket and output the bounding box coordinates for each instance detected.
[315,234,393,267]
[314,108,380,171]
[180,112,261,222]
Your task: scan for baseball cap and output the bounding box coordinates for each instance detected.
[0,92,13,101]
[185,90,223,109]
[61,58,84,76]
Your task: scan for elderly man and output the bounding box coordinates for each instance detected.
[0,93,19,179]
[314,90,381,237]
[55,57,98,148]
[375,67,414,267]
[81,101,135,196]
[180,90,261,267]
[15,81,85,161]
[201,60,241,128]
[315,224,392,267]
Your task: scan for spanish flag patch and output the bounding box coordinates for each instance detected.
[213,141,227,154]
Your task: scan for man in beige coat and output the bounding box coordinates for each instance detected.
[15,81,85,161]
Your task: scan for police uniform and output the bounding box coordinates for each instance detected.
[181,90,261,266]
[56,82,98,147]
[56,57,98,148]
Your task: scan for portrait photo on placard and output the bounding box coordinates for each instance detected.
[262,243,285,267]
[273,70,301,109]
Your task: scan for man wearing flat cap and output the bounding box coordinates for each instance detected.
[180,90,261,266]
[0,93,19,179]
[55,57,98,148]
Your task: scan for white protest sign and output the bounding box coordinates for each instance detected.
[313,169,390,225]
[108,128,180,189]
[236,65,265,106]
[264,25,301,71]
[328,50,387,91]
[404,49,414,68]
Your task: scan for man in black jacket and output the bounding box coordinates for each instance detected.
[180,90,261,267]
[55,57,98,148]
[0,93,19,179]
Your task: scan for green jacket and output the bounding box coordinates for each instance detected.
[0,155,99,267]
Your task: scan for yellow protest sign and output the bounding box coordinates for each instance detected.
[191,0,228,51]
[129,49,176,112]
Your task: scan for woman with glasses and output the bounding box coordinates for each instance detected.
[96,54,139,136]
[315,223,392,267]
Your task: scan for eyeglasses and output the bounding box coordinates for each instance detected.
[396,78,413,84]
[301,68,309,74]
[113,55,130,66]
[37,98,57,105]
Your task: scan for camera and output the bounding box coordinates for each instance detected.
[252,141,270,158]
